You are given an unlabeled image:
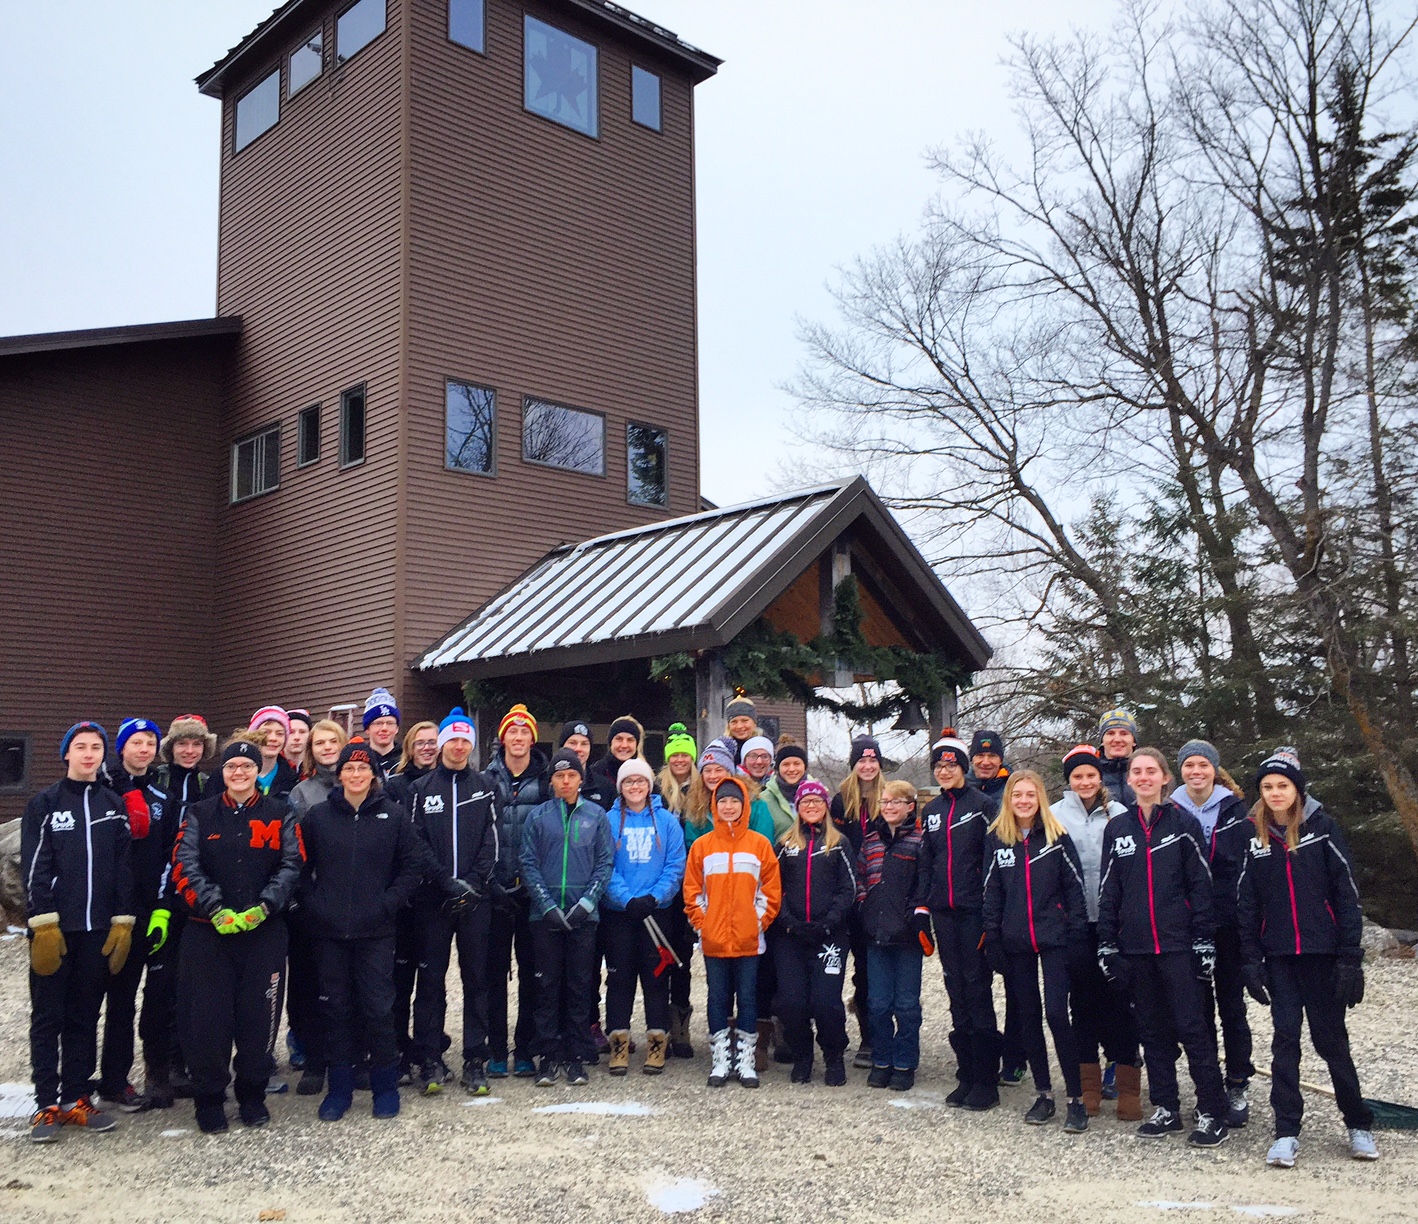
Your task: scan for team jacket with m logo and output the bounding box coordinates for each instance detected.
[982,827,1088,953]
[22,777,134,931]
[171,792,302,922]
[1098,802,1213,955]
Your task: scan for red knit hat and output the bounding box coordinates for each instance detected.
[498,703,538,742]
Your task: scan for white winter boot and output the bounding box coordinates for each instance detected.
[707,1030,733,1088]
[736,1027,760,1088]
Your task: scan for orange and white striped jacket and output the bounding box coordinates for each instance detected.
[682,810,781,958]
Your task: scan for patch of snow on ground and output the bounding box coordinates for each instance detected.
[645,1177,720,1214]
[0,1083,36,1119]
[532,1101,656,1116]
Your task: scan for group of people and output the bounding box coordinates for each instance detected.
[18,694,1380,1169]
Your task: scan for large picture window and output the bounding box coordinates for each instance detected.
[524,16,598,138]
[446,380,495,474]
[234,69,280,152]
[523,397,605,475]
[627,423,667,506]
[337,0,386,65]
[231,424,281,502]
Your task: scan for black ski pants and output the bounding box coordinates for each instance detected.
[29,930,109,1108]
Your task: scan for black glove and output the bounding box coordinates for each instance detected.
[1335,949,1365,1008]
[1097,944,1124,988]
[1067,940,1094,980]
[1243,961,1271,1006]
[1193,940,1216,985]
[915,911,935,957]
[544,906,572,932]
[442,878,479,916]
[565,899,593,929]
[777,917,799,939]
[626,894,658,920]
[983,932,1007,975]
[800,920,829,944]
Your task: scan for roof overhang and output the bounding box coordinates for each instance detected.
[417,477,992,684]
[0,317,242,361]
[197,0,721,99]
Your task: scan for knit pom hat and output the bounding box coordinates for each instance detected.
[549,748,585,779]
[698,737,740,776]
[1255,753,1306,796]
[616,758,656,790]
[249,705,290,734]
[849,735,882,768]
[60,720,108,760]
[969,730,1004,758]
[337,736,377,775]
[116,718,161,756]
[558,720,592,746]
[1096,707,1138,738]
[793,779,831,811]
[497,703,538,742]
[724,696,756,723]
[221,739,262,767]
[162,714,217,763]
[663,722,697,761]
[931,729,970,770]
[607,715,643,746]
[741,735,775,760]
[362,687,400,729]
[1062,743,1103,781]
[1177,739,1221,774]
[711,777,747,813]
[775,740,807,769]
[437,708,476,750]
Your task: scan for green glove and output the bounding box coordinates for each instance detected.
[147,909,172,953]
[212,908,242,935]
[239,905,267,932]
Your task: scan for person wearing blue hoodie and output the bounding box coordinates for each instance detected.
[601,758,686,1076]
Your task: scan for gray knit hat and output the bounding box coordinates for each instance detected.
[1177,739,1220,774]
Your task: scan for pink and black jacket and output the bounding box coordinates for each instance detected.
[982,827,1088,953]
[1097,802,1214,956]
[776,825,856,940]
[918,783,994,912]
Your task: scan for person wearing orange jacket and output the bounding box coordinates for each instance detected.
[682,777,781,1089]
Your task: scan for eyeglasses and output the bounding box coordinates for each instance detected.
[413,739,438,749]
[881,797,913,807]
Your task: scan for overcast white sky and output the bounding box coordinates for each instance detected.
[0,0,1118,507]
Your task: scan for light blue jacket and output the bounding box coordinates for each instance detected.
[603,794,686,911]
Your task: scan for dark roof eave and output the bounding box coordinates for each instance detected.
[0,317,242,360]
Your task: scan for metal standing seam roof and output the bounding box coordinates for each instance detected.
[416,477,993,678]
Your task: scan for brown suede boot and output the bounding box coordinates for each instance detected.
[755,1020,774,1073]
[642,1030,668,1075]
[608,1030,631,1076]
[1115,1062,1143,1121]
[1079,1063,1102,1116]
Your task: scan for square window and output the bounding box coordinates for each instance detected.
[234,69,280,152]
[627,422,667,506]
[632,66,661,131]
[446,380,496,474]
[524,16,598,138]
[298,404,321,467]
[0,734,30,791]
[341,385,366,466]
[231,424,281,503]
[289,30,324,95]
[337,0,386,65]
[449,0,485,53]
[522,397,605,475]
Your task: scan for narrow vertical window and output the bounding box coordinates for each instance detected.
[632,66,661,131]
[341,385,366,467]
[0,734,31,790]
[627,423,668,506]
[524,16,598,138]
[234,69,280,152]
[449,0,486,53]
[446,381,496,474]
[289,30,324,95]
[298,404,321,467]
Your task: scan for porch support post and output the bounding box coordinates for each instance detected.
[695,649,729,752]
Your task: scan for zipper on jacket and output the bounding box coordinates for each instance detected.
[1284,844,1301,954]
[347,805,360,934]
[805,826,814,920]
[452,776,460,879]
[83,785,94,931]
[1022,830,1038,952]
[1141,810,1160,954]
[946,792,958,909]
[560,800,572,908]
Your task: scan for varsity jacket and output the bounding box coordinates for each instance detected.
[854,816,928,948]
[22,777,134,931]
[520,795,614,922]
[408,762,499,897]
[775,825,856,938]
[918,783,994,911]
[1097,802,1213,955]
[982,827,1088,953]
[171,792,302,923]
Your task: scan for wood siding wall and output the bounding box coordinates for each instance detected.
[0,342,226,822]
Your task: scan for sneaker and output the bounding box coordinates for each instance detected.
[534,1058,561,1087]
[397,1063,414,1087]
[824,1057,846,1087]
[238,1098,270,1128]
[1189,1114,1229,1147]
[790,1060,813,1085]
[889,1069,915,1092]
[1267,1136,1299,1168]
[1064,1100,1089,1133]
[1349,1129,1380,1161]
[1226,1082,1250,1129]
[513,1057,537,1079]
[60,1096,116,1133]
[460,1060,490,1096]
[853,1044,875,1070]
[296,1069,325,1096]
[999,1065,1027,1087]
[419,1060,453,1095]
[29,1105,63,1143]
[1137,1106,1184,1139]
[98,1083,143,1113]
[266,1075,289,1095]
[564,1060,589,1087]
[867,1066,893,1089]
[1024,1094,1056,1125]
[139,1082,175,1111]
[487,1059,509,1079]
[1101,1060,1118,1100]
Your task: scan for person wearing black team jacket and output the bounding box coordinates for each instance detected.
[1097,747,1229,1148]
[918,731,999,1110]
[170,739,302,1134]
[982,770,1089,1132]
[831,734,884,1069]
[299,737,425,1123]
[408,710,499,1097]
[1237,754,1378,1167]
[23,721,135,1143]
[773,779,854,1086]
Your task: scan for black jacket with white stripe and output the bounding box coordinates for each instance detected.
[1097,802,1214,955]
[22,777,134,931]
[982,826,1088,953]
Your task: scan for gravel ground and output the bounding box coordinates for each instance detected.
[0,933,1415,1223]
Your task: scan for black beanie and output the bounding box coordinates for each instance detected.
[337,737,378,775]
[970,730,1005,757]
[549,748,585,779]
[712,777,747,810]
[1255,754,1306,797]
[607,716,641,744]
[558,720,592,745]
[222,740,262,767]
[775,743,808,770]
[848,735,881,768]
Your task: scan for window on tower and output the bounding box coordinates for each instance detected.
[524,16,598,138]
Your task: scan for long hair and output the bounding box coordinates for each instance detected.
[394,720,437,775]
[1250,794,1304,849]
[1218,766,1245,799]
[300,719,349,779]
[608,714,648,762]
[837,767,881,824]
[990,770,1067,846]
[687,769,760,830]
[780,793,841,852]
[657,762,692,815]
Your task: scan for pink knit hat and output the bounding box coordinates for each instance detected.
[249,705,291,734]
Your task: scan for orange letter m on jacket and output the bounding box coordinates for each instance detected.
[249,819,281,849]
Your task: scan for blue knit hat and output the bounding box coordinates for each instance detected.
[116,718,161,756]
[437,707,475,750]
[60,720,108,760]
[362,687,400,729]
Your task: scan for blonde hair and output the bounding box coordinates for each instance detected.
[989,770,1067,846]
[1250,793,1305,850]
[301,719,349,779]
[780,791,841,852]
[881,779,918,805]
[395,720,437,775]
[1218,766,1245,799]
[687,768,760,830]
[657,763,692,816]
[837,768,881,824]
[223,728,265,751]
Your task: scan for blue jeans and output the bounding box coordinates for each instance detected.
[705,955,759,1033]
[866,944,923,1070]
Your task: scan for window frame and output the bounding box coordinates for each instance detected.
[340,384,367,468]
[233,67,281,154]
[522,15,600,140]
[444,379,498,478]
[0,732,30,793]
[625,420,669,508]
[230,422,282,504]
[631,65,662,133]
[447,0,487,55]
[521,395,607,478]
[297,403,322,468]
[288,28,325,97]
[335,0,387,67]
